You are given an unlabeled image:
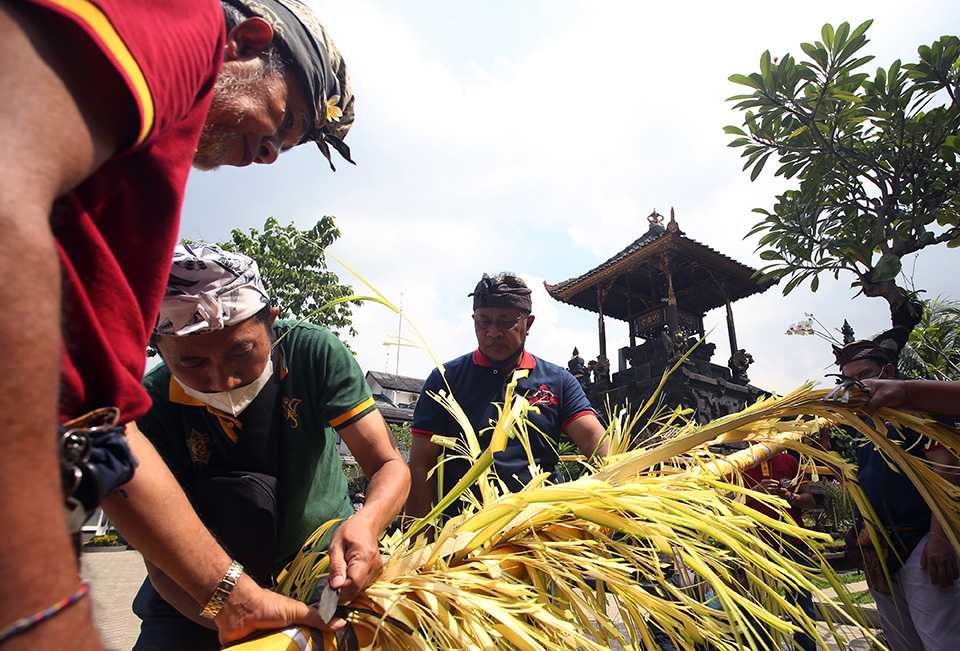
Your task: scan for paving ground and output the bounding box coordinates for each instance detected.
[82,549,878,650]
[81,549,145,651]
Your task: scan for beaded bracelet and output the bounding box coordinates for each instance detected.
[0,582,90,643]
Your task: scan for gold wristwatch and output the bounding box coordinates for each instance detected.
[199,560,244,619]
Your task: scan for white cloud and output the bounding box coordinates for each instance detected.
[181,0,959,393]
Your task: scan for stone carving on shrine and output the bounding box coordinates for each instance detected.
[567,347,588,387]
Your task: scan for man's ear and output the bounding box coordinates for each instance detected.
[269,306,280,326]
[525,314,536,331]
[224,16,274,62]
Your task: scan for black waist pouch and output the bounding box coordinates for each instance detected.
[191,471,279,584]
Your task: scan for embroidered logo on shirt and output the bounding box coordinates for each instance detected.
[187,429,211,466]
[527,384,559,408]
[282,397,303,429]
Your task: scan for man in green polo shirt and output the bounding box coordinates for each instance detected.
[132,243,410,650]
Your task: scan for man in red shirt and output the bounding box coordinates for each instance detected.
[742,450,818,651]
[742,450,816,523]
[0,1,354,649]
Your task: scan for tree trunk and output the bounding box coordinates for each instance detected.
[860,278,925,355]
[860,278,910,326]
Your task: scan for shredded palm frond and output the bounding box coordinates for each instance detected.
[225,256,957,650]
[224,380,960,651]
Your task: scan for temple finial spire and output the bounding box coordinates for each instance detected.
[841,319,855,344]
[667,206,679,232]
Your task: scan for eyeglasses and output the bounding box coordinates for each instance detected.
[472,314,525,332]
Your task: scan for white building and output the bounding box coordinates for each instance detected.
[365,371,423,410]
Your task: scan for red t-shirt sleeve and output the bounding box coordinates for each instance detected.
[33,0,226,424]
[25,0,224,149]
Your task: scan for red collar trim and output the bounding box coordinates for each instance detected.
[471,349,537,370]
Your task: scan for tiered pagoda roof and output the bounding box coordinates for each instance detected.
[544,210,773,321]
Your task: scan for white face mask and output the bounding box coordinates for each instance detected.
[176,358,274,417]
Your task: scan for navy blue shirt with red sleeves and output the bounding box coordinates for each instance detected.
[413,349,595,511]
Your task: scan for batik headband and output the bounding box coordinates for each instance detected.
[470,273,533,312]
[155,243,270,336]
[224,0,355,170]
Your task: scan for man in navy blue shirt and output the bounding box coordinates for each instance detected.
[406,272,607,519]
[834,334,960,651]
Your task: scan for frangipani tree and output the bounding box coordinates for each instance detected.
[726,20,960,323]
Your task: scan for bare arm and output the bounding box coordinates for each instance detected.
[102,426,235,604]
[0,5,130,649]
[921,446,960,588]
[342,411,410,535]
[103,424,329,641]
[789,484,818,512]
[405,436,443,518]
[331,411,411,603]
[765,481,816,512]
[143,562,215,629]
[861,379,960,416]
[563,414,609,459]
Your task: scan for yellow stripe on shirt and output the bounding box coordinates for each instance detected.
[329,397,375,429]
[168,377,242,443]
[45,0,155,145]
[168,377,204,407]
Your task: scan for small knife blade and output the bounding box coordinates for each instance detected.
[315,582,341,624]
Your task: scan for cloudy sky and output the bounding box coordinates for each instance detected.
[180,0,960,393]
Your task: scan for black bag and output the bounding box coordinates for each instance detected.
[190,471,280,584]
[60,407,138,531]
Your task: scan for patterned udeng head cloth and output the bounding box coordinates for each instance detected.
[469,272,533,312]
[155,244,271,336]
[833,305,920,369]
[223,0,355,170]
[832,340,896,368]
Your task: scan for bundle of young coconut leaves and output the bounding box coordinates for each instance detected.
[226,272,960,650]
[221,367,960,651]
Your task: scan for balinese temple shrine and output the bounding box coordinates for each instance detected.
[545,209,775,423]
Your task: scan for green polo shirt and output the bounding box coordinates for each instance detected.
[138,320,376,571]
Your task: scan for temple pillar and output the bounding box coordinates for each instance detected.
[725,299,739,355]
[662,255,679,332]
[626,277,636,349]
[596,286,607,358]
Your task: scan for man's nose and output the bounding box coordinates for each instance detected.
[255,138,280,165]
[209,368,245,392]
